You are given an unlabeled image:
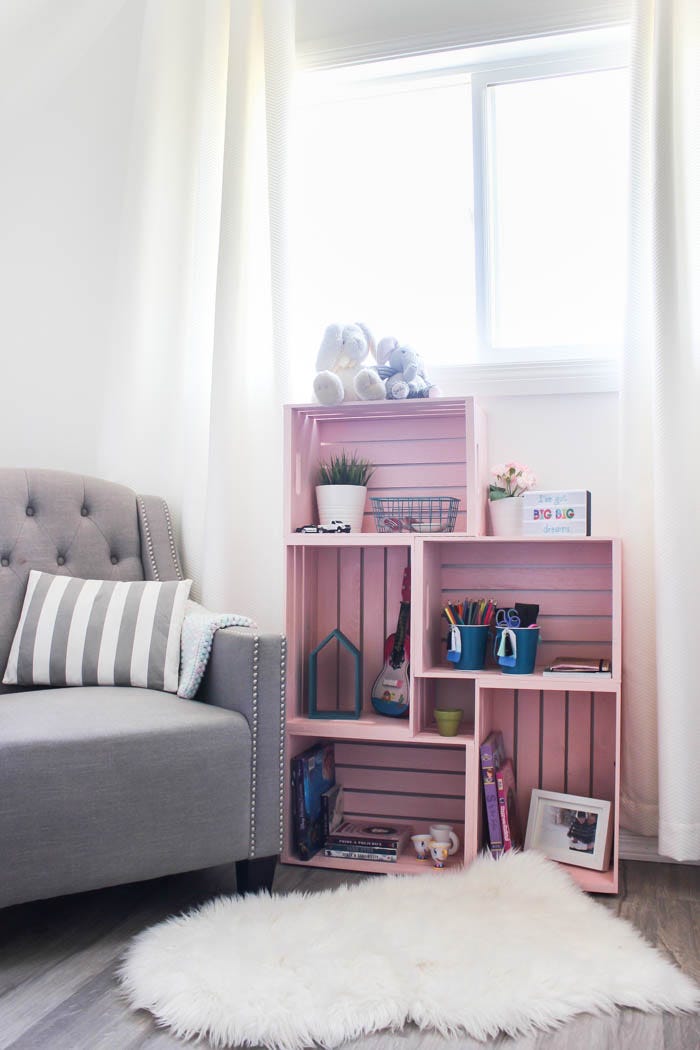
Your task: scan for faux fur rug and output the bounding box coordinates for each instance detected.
[120,852,699,1049]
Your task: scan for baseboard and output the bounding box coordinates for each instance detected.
[619,829,700,865]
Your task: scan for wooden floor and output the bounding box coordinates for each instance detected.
[0,860,698,1050]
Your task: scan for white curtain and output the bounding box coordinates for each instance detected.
[620,0,700,859]
[99,0,292,630]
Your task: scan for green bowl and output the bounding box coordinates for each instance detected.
[434,708,463,737]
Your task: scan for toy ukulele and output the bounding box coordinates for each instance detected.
[371,567,410,718]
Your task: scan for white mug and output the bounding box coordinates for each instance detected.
[429,824,459,856]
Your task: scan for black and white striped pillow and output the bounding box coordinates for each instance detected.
[3,571,192,693]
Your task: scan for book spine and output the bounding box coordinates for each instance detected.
[322,793,330,838]
[480,743,504,855]
[495,769,512,853]
[325,836,401,849]
[323,849,398,863]
[292,756,314,861]
[323,842,397,857]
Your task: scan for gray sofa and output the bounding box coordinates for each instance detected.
[0,469,286,909]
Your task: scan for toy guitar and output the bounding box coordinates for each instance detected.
[371,567,410,718]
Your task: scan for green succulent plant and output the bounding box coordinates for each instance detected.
[317,451,375,487]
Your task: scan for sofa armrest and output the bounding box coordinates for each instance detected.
[196,626,286,860]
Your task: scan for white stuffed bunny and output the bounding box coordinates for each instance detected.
[313,323,386,406]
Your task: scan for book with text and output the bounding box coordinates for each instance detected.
[495,758,522,852]
[291,742,335,861]
[325,819,412,852]
[323,848,399,863]
[480,731,506,857]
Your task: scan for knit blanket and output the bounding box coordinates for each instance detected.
[178,599,255,699]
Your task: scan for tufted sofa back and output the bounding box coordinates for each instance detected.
[0,469,184,684]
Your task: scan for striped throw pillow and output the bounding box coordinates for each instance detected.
[3,571,192,693]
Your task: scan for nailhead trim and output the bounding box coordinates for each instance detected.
[137,498,159,581]
[161,499,184,581]
[279,635,287,853]
[249,635,260,858]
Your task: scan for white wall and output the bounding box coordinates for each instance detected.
[482,392,619,535]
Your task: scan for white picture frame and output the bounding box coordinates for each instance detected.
[524,790,613,871]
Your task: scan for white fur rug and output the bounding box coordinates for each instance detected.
[120,852,699,1049]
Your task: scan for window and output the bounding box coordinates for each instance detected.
[291,30,630,377]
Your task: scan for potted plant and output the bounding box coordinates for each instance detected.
[316,451,375,533]
[488,462,536,537]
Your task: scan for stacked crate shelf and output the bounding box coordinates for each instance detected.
[283,399,621,892]
[413,534,621,894]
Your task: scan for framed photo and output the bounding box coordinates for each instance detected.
[524,790,613,871]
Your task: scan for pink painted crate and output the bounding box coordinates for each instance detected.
[286,542,413,724]
[415,537,621,677]
[476,684,620,893]
[284,399,488,536]
[282,735,469,871]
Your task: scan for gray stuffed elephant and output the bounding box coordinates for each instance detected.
[375,338,440,400]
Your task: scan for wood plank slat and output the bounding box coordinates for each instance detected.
[440,589,613,617]
[319,413,467,445]
[343,791,466,823]
[332,437,466,468]
[592,692,617,803]
[369,464,467,490]
[360,547,386,713]
[337,766,465,797]
[514,690,542,831]
[337,546,362,714]
[312,548,340,714]
[541,691,568,794]
[566,692,593,797]
[334,741,467,772]
[440,541,613,567]
[442,566,613,591]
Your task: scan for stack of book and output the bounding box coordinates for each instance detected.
[480,730,522,858]
[323,820,413,863]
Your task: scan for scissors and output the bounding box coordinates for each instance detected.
[496,608,521,629]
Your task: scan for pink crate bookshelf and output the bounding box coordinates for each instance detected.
[283,401,621,892]
[284,398,488,536]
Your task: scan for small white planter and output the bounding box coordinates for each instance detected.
[316,485,367,533]
[488,496,524,537]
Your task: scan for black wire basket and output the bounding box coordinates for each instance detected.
[371,496,460,533]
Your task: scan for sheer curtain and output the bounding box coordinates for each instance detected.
[620,0,699,859]
[99,0,292,630]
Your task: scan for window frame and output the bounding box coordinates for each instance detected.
[471,44,629,365]
[294,28,630,393]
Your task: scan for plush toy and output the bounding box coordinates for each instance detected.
[376,337,440,400]
[313,323,386,406]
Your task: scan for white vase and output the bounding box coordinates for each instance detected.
[316,485,367,533]
[488,496,524,537]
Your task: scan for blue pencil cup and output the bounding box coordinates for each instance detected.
[494,627,540,674]
[450,625,489,671]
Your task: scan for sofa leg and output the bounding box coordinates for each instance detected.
[236,855,277,895]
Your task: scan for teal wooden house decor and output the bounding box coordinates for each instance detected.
[308,628,362,720]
